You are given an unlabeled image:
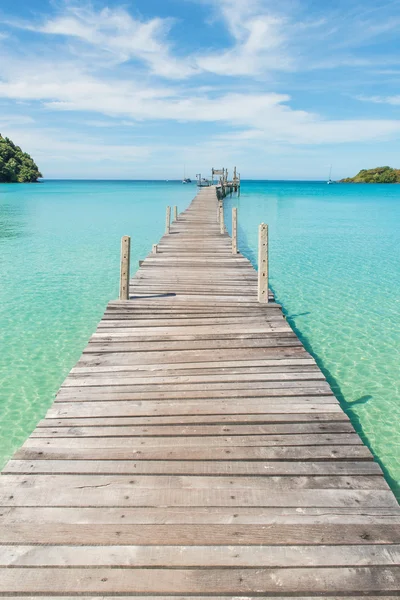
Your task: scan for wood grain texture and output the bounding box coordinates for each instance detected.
[1,185,399,597]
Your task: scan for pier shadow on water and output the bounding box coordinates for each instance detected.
[285,312,311,320]
[235,224,400,501]
[282,308,400,501]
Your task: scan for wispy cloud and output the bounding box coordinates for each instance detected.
[0,114,34,128]
[5,0,400,80]
[1,59,399,146]
[4,4,197,79]
[196,0,400,75]
[3,126,152,163]
[356,94,400,105]
[197,0,292,75]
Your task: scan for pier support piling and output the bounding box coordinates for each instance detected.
[232,207,238,254]
[152,244,158,254]
[119,235,131,301]
[165,206,171,234]
[219,201,224,234]
[173,205,178,221]
[257,223,268,303]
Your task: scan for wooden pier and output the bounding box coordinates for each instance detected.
[0,184,399,597]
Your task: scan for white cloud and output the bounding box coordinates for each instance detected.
[84,119,138,128]
[1,60,400,146]
[197,0,292,75]
[5,4,197,79]
[197,0,400,76]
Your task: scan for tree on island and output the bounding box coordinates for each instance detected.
[341,166,400,183]
[0,134,42,183]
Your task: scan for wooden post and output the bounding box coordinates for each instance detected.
[119,235,131,301]
[232,207,238,254]
[152,244,157,254]
[165,206,171,234]
[219,200,224,234]
[173,205,178,221]
[258,223,268,303]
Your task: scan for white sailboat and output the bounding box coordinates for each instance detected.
[327,165,333,184]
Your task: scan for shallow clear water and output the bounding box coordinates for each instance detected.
[1,180,399,498]
[0,180,195,464]
[225,182,400,497]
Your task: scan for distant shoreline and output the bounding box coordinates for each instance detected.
[0,178,348,183]
[4,178,400,184]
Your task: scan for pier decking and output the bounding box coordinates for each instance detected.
[1,186,399,596]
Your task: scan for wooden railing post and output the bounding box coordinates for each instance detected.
[152,244,157,254]
[258,223,268,303]
[119,235,131,301]
[219,201,224,234]
[173,205,178,221]
[232,207,238,254]
[165,206,171,234]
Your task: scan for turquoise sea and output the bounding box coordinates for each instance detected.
[1,180,399,498]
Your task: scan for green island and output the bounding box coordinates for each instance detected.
[0,134,42,183]
[340,166,400,183]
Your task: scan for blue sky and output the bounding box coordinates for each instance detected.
[1,0,400,179]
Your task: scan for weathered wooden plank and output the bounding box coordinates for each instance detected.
[0,487,396,508]
[0,523,399,544]
[30,422,355,437]
[1,596,398,600]
[0,566,399,594]
[21,433,363,447]
[13,444,373,461]
[2,506,399,525]
[62,372,326,388]
[99,316,283,326]
[37,412,350,426]
[1,544,398,567]
[47,399,343,418]
[55,383,334,400]
[84,338,304,352]
[2,597,396,600]
[72,360,318,374]
[3,460,382,476]
[2,473,388,491]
